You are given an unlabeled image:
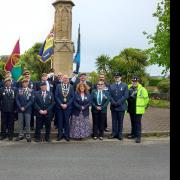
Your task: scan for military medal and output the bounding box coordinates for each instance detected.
[64,97,67,102]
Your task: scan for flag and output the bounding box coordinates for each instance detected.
[4,39,22,80]
[74,24,81,73]
[38,29,54,63]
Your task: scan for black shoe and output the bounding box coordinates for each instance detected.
[127,134,135,139]
[0,136,6,140]
[34,138,40,142]
[117,136,123,140]
[45,137,51,142]
[135,138,141,143]
[56,137,63,141]
[8,137,13,141]
[31,127,35,131]
[99,137,103,140]
[16,136,24,141]
[27,138,31,142]
[65,138,70,141]
[108,135,117,139]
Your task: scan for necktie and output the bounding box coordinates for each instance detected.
[23,89,28,96]
[98,91,102,105]
[42,92,46,103]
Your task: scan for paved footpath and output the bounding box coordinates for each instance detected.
[2,107,170,137]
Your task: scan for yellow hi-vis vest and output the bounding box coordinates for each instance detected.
[128,83,149,114]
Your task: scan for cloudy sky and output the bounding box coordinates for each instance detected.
[0,0,163,75]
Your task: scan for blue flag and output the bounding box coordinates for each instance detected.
[74,24,81,73]
[38,30,54,63]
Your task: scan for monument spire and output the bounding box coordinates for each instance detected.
[52,0,75,76]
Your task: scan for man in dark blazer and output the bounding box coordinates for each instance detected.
[71,73,92,92]
[18,70,36,130]
[34,82,55,142]
[55,75,74,141]
[15,79,34,142]
[53,72,63,129]
[36,73,53,93]
[0,77,17,140]
[109,72,129,140]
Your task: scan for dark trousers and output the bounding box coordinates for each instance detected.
[129,113,142,138]
[54,107,58,127]
[111,110,125,138]
[1,112,14,138]
[93,111,106,137]
[104,112,108,129]
[30,109,34,128]
[57,109,71,138]
[35,115,52,140]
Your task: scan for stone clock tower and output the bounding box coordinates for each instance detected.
[52,0,75,76]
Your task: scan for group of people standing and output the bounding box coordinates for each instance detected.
[0,69,149,143]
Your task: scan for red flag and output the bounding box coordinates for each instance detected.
[5,39,20,71]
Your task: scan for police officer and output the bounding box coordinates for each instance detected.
[34,82,55,142]
[127,76,149,143]
[109,72,129,140]
[15,79,34,142]
[55,75,74,141]
[0,77,17,140]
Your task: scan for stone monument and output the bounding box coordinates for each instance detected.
[52,0,75,76]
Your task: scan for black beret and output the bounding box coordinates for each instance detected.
[40,82,47,86]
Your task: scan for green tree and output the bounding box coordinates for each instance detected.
[88,71,99,84]
[95,55,110,74]
[143,0,170,74]
[20,43,51,81]
[95,48,149,84]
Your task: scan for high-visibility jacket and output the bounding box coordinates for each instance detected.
[128,83,149,114]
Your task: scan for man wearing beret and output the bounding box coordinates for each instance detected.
[36,73,53,93]
[34,82,55,142]
[0,77,17,140]
[19,70,36,130]
[109,72,129,140]
[0,71,17,88]
[15,79,34,142]
[127,76,149,143]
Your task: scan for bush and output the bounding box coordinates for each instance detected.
[149,99,170,108]
[148,77,163,86]
[88,71,99,84]
[157,79,170,93]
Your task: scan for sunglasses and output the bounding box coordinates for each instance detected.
[97,84,103,85]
